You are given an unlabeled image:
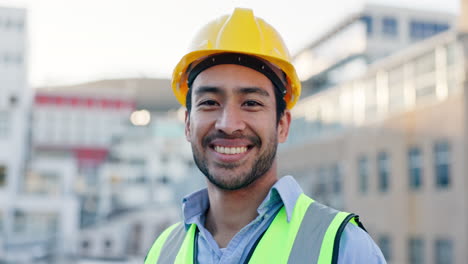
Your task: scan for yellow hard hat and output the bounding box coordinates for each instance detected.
[171,8,301,109]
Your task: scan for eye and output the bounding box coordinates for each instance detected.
[242,100,263,107]
[197,99,219,107]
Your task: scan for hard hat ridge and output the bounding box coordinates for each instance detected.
[171,7,301,109]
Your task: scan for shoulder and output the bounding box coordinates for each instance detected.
[338,223,387,264]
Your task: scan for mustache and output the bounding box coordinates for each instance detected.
[202,131,261,148]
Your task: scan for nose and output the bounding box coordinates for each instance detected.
[215,104,246,135]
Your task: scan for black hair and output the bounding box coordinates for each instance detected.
[185,76,286,125]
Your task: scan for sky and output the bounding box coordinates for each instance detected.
[0,0,460,87]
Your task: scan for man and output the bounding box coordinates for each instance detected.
[146,8,386,264]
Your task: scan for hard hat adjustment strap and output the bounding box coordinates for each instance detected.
[187,53,287,96]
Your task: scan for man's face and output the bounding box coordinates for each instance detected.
[185,64,291,190]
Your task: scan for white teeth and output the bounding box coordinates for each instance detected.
[214,146,247,155]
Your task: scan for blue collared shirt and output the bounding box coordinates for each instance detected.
[182,176,386,263]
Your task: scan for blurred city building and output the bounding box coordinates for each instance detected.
[0,6,36,264]
[36,78,177,112]
[31,90,136,229]
[1,73,196,263]
[13,78,202,263]
[76,205,178,264]
[2,2,465,264]
[280,4,466,264]
[75,115,203,262]
[294,4,455,96]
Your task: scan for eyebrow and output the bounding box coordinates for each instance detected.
[193,86,270,98]
[194,86,224,97]
[237,87,270,97]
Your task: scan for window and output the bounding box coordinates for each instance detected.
[378,235,392,261]
[358,156,368,194]
[104,238,112,249]
[388,66,405,110]
[0,211,3,233]
[414,51,436,102]
[24,169,63,196]
[128,223,143,254]
[361,15,373,35]
[364,79,377,119]
[17,20,24,32]
[3,53,10,65]
[16,54,23,65]
[408,147,423,190]
[410,21,450,39]
[415,51,436,76]
[1,53,24,66]
[4,19,12,29]
[382,17,398,37]
[10,96,18,106]
[0,111,9,137]
[81,239,91,255]
[410,21,423,39]
[415,84,436,101]
[316,166,328,197]
[436,24,450,33]
[446,43,457,66]
[0,165,6,187]
[81,240,90,249]
[377,152,390,192]
[331,163,341,194]
[13,210,26,233]
[13,210,58,235]
[409,237,425,264]
[434,141,450,188]
[435,239,453,264]
[103,237,114,255]
[0,18,24,32]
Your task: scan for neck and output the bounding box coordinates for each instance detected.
[204,168,278,248]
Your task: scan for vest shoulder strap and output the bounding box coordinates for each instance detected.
[145,222,182,264]
[249,194,365,264]
[248,194,313,263]
[145,222,196,264]
[317,211,360,264]
[291,198,364,264]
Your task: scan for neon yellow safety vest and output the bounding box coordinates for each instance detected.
[145,194,365,264]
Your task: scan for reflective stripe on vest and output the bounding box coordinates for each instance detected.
[145,223,180,264]
[145,193,364,264]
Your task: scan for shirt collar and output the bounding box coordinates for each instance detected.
[258,175,303,221]
[182,188,209,228]
[182,175,303,227]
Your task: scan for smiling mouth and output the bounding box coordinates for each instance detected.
[213,145,249,155]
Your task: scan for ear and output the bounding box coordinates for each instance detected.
[185,110,191,142]
[277,110,291,143]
